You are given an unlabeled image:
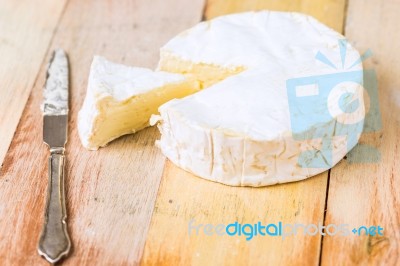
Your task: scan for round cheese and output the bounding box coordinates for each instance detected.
[153,11,365,186]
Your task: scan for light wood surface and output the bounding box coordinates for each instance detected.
[0,0,203,264]
[142,161,328,265]
[205,0,346,32]
[322,0,400,264]
[0,0,398,265]
[0,0,67,169]
[142,0,346,265]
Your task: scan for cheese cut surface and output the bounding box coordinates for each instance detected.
[78,56,199,150]
[152,11,365,186]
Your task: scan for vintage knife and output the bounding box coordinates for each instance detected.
[38,49,71,263]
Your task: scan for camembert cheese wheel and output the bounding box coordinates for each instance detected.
[151,11,364,186]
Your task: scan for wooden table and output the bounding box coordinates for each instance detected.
[0,0,398,265]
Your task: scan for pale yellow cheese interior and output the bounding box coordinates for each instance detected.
[82,78,199,149]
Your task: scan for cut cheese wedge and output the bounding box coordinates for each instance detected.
[151,11,365,186]
[78,56,199,150]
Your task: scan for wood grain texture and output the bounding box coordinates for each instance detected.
[321,0,400,264]
[142,161,328,265]
[0,0,67,169]
[0,0,204,265]
[142,1,346,265]
[205,0,347,32]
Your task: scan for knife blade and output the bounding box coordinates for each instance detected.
[38,49,71,264]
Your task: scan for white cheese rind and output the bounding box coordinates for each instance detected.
[154,11,365,186]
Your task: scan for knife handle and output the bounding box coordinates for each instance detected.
[38,150,71,263]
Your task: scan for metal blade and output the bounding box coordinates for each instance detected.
[42,49,69,148]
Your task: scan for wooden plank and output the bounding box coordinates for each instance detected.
[142,1,346,265]
[0,0,204,264]
[321,0,400,264]
[0,0,68,169]
[205,0,346,32]
[143,162,328,265]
